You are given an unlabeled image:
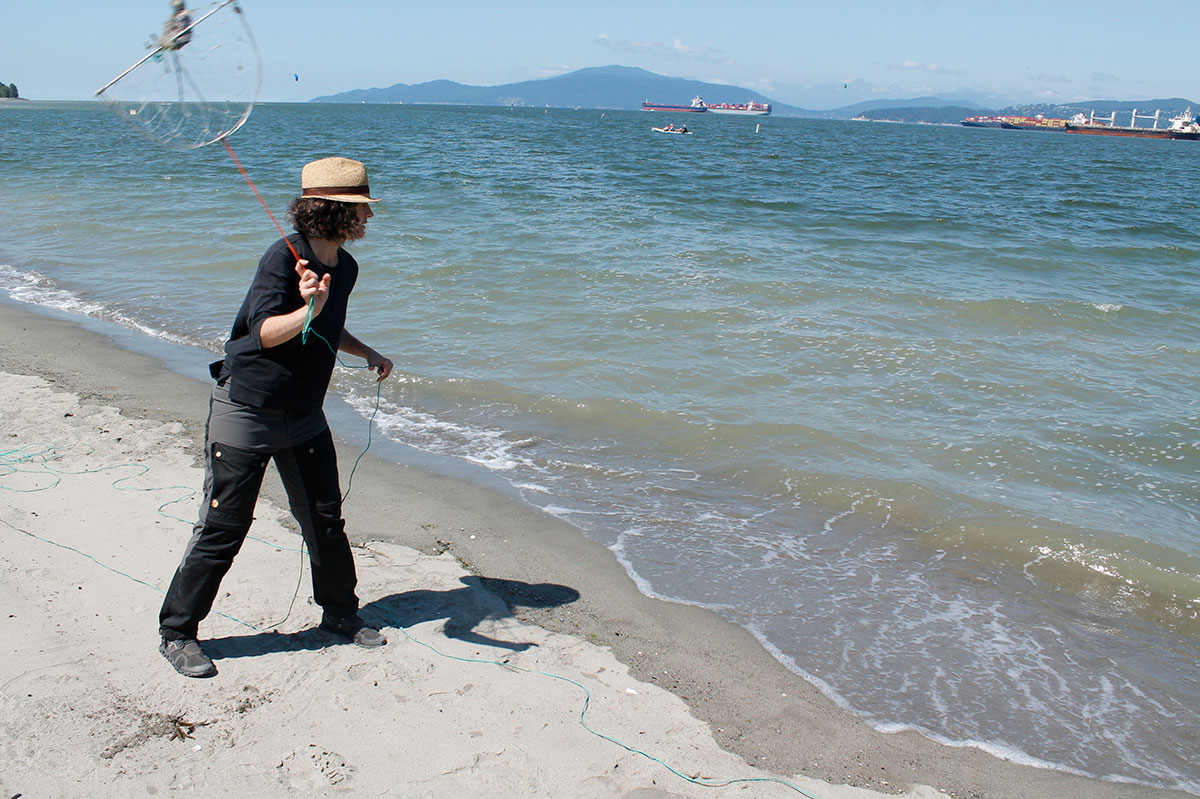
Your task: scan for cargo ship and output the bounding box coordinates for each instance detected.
[961,115,1007,128]
[1064,109,1200,140]
[999,115,1068,132]
[705,100,771,116]
[960,114,1069,131]
[641,96,708,113]
[961,108,1200,141]
[641,96,772,116]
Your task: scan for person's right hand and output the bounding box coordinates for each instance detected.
[295,260,331,316]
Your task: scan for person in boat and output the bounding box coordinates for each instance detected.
[158,157,395,678]
[663,123,675,131]
[679,126,688,134]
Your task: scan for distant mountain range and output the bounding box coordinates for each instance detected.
[312,65,799,113]
[311,65,1198,123]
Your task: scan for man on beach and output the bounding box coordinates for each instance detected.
[158,157,394,678]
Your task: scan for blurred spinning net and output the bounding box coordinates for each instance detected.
[95,0,261,150]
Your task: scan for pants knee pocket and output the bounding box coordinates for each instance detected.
[206,441,269,527]
[302,499,344,537]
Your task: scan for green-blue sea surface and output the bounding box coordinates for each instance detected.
[2,101,1197,793]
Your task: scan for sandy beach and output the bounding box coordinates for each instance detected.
[0,299,1187,799]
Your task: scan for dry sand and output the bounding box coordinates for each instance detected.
[0,300,1186,799]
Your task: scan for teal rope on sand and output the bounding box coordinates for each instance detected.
[5,322,818,796]
[0,441,288,630]
[368,605,821,798]
[2,442,196,523]
[3,443,820,797]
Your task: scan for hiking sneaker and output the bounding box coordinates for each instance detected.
[159,637,217,678]
[319,613,386,648]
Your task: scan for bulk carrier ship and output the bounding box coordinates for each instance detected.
[963,108,1200,140]
[641,96,772,116]
[1064,109,1200,140]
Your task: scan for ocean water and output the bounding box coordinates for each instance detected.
[1,101,1197,793]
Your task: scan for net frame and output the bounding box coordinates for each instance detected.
[94,0,262,150]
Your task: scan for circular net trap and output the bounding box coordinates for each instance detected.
[95,1,262,150]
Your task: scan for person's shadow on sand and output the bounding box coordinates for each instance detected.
[366,576,582,652]
[205,576,580,662]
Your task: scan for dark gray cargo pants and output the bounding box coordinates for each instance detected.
[159,382,359,641]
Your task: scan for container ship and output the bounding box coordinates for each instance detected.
[705,100,771,116]
[960,115,1007,128]
[641,96,772,116]
[1000,115,1068,132]
[961,114,1068,130]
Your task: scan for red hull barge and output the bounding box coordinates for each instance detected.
[1063,109,1200,140]
[1064,125,1198,139]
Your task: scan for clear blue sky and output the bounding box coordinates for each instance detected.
[4,0,1198,108]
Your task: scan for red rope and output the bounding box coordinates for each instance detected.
[222,138,301,262]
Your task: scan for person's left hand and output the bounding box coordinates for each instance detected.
[367,352,393,381]
[295,260,331,316]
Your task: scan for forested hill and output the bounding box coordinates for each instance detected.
[0,82,19,99]
[312,65,807,116]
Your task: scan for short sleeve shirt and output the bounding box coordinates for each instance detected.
[215,233,359,411]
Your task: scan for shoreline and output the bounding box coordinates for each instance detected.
[0,298,1188,798]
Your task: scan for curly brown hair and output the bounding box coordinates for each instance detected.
[287,197,362,241]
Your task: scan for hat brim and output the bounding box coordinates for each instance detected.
[303,193,381,203]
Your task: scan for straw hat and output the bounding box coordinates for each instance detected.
[300,157,380,203]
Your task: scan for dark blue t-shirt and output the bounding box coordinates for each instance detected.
[213,233,359,411]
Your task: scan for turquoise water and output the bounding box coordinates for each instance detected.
[2,101,1197,793]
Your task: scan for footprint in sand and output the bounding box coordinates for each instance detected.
[277,744,356,788]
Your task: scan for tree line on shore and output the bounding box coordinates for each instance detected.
[0,82,20,99]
